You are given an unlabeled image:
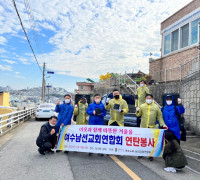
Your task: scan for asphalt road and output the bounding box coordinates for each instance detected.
[0,118,200,180]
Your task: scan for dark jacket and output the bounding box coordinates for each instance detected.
[36,122,57,147]
[162,95,185,140]
[86,101,106,125]
[163,140,188,168]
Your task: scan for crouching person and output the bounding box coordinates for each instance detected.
[163,131,188,173]
[36,116,57,155]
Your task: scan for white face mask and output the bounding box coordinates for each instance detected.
[166,101,172,105]
[95,99,101,104]
[65,99,70,104]
[50,123,56,127]
[140,84,144,87]
[146,99,152,104]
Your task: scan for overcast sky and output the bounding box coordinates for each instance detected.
[0,0,191,92]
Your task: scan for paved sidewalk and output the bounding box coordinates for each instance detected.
[0,119,74,180]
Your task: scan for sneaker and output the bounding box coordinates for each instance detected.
[175,168,182,171]
[164,167,176,173]
[56,150,61,153]
[149,157,154,161]
[88,153,93,156]
[138,156,143,159]
[47,149,54,154]
[38,148,45,155]
[64,151,69,154]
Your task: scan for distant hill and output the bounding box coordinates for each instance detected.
[0,86,70,97]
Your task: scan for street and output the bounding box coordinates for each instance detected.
[0,119,200,180]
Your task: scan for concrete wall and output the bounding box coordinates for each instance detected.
[149,73,200,135]
[180,73,200,135]
[149,81,181,105]
[93,86,120,97]
[93,85,132,97]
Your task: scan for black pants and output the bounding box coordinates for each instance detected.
[37,141,53,151]
[137,117,141,127]
[110,121,119,126]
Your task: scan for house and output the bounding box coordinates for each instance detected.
[74,82,94,95]
[150,0,200,82]
[127,70,146,80]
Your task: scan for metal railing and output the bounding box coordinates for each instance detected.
[94,73,139,91]
[0,106,18,110]
[0,107,36,134]
[153,55,200,82]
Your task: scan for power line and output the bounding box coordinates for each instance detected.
[12,0,42,73]
[23,0,41,54]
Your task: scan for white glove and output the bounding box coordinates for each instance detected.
[75,104,78,108]
[116,108,123,113]
[86,116,89,121]
[177,98,181,104]
[106,98,111,103]
[93,110,96,115]
[136,107,140,112]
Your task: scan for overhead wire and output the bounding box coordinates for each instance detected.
[23,0,41,54]
[12,0,43,73]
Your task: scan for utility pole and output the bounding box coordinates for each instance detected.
[198,22,200,86]
[47,83,50,103]
[42,62,46,103]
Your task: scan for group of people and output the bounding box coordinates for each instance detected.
[135,80,187,172]
[36,82,188,173]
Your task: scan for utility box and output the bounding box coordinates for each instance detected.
[0,92,10,107]
[0,92,12,132]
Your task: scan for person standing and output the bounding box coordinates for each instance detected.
[135,80,150,127]
[36,116,57,155]
[105,89,129,126]
[86,94,106,125]
[162,95,185,144]
[55,94,74,133]
[136,94,167,161]
[73,96,89,125]
[86,94,106,156]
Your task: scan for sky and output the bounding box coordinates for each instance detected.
[0,0,192,92]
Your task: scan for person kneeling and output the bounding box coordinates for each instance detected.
[36,116,57,155]
[163,132,188,173]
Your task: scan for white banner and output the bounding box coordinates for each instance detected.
[57,125,165,157]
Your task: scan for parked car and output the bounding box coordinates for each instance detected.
[101,93,137,127]
[35,103,58,120]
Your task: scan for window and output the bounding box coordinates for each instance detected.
[171,29,179,52]
[191,18,200,44]
[79,86,83,90]
[181,23,189,48]
[164,34,171,55]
